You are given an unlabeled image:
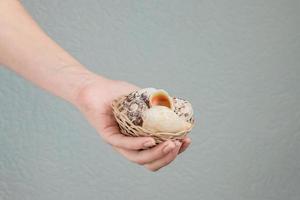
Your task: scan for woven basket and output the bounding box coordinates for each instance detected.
[112,95,195,144]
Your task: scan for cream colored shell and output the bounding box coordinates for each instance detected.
[142,106,192,133]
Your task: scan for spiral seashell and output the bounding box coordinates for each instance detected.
[121,88,152,126]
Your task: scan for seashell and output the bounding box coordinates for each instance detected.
[142,106,192,133]
[149,89,174,110]
[112,87,195,142]
[173,97,194,123]
[121,88,174,126]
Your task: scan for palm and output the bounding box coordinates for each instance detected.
[81,80,139,139]
[77,78,191,171]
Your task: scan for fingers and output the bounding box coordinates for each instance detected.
[105,132,156,150]
[136,140,176,164]
[100,124,157,150]
[110,137,189,172]
[114,140,176,165]
[178,137,191,154]
[144,141,182,172]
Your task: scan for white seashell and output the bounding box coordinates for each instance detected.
[137,88,157,96]
[173,97,194,123]
[142,106,192,133]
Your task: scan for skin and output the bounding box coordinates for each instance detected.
[0,0,191,172]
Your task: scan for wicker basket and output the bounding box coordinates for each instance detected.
[112,95,194,144]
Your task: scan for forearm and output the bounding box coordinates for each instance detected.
[0,0,106,104]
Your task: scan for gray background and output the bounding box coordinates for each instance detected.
[0,0,300,199]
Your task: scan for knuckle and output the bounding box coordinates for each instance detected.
[145,165,158,172]
[126,156,137,164]
[102,137,110,144]
[134,157,147,165]
[162,157,174,166]
[102,137,113,146]
[126,156,144,165]
[131,143,142,150]
[106,135,122,147]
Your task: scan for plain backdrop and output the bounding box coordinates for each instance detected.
[0,0,300,200]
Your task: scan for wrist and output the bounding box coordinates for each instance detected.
[71,69,113,109]
[52,63,111,107]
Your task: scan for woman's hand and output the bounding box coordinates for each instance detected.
[75,77,191,171]
[0,0,191,172]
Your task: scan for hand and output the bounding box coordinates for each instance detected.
[75,77,191,171]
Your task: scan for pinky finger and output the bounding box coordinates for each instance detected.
[178,137,191,154]
[144,141,181,172]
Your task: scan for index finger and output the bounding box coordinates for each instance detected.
[103,129,156,150]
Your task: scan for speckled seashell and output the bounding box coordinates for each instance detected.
[173,97,194,123]
[121,88,156,126]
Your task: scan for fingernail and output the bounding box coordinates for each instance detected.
[143,140,155,148]
[175,140,181,147]
[162,142,175,153]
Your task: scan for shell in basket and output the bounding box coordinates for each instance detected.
[173,97,194,123]
[112,88,194,143]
